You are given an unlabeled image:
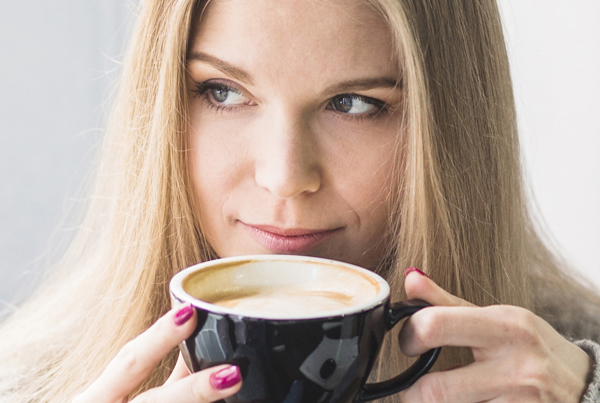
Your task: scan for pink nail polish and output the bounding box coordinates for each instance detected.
[173,304,194,326]
[210,365,242,390]
[405,267,430,278]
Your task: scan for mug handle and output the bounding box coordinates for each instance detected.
[354,299,441,402]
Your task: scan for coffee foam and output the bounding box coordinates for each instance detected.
[182,259,382,317]
[209,289,357,316]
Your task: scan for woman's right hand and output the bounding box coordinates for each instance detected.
[73,304,242,403]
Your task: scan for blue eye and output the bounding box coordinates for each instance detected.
[331,94,377,114]
[192,81,251,109]
[207,85,247,105]
[330,94,385,116]
[210,86,231,103]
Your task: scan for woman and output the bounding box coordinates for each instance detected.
[0,0,598,402]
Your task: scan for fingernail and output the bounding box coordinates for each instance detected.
[173,304,194,326]
[210,365,241,390]
[405,267,430,278]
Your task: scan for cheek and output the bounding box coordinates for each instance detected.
[359,157,398,265]
[332,131,397,217]
[187,118,249,235]
[188,106,251,188]
[356,158,395,234]
[331,158,395,268]
[189,131,223,207]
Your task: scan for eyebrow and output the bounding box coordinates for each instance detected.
[323,77,402,96]
[187,51,401,94]
[187,51,253,84]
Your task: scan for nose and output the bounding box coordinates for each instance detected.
[254,113,322,199]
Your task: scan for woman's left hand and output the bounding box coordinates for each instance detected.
[399,269,593,403]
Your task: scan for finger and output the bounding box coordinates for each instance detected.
[399,305,537,356]
[84,303,197,401]
[404,268,474,307]
[164,353,192,386]
[133,364,242,403]
[399,361,503,403]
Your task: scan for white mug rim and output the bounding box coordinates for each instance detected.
[170,254,391,320]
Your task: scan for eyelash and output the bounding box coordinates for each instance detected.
[191,80,389,121]
[191,81,234,114]
[327,94,389,122]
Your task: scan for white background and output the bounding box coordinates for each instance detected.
[0,1,599,304]
[499,1,600,287]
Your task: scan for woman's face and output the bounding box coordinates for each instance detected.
[187,0,403,269]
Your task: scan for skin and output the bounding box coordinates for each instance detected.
[73,306,242,403]
[398,272,592,403]
[76,0,592,402]
[186,0,402,269]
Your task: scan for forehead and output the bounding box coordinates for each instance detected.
[190,0,397,84]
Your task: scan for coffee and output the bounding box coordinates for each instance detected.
[207,287,357,316]
[181,258,381,318]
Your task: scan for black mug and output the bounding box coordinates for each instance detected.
[170,255,440,403]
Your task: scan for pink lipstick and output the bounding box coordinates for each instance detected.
[241,223,341,253]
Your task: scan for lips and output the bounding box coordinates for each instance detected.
[241,223,342,253]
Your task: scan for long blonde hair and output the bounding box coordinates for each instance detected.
[1,1,598,402]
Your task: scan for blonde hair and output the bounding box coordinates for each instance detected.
[1,1,598,402]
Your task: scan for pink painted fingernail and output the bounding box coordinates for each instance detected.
[173,304,194,326]
[405,267,429,278]
[210,365,242,390]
